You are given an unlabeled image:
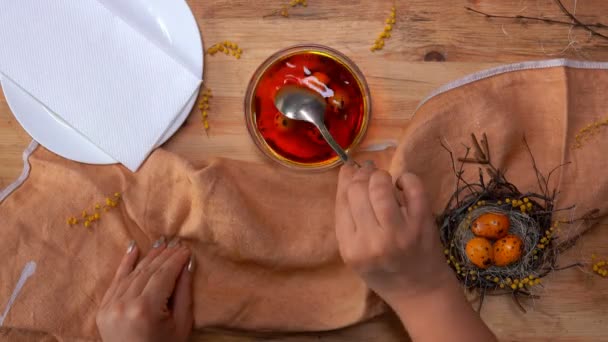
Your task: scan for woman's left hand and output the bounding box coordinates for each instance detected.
[96,238,194,342]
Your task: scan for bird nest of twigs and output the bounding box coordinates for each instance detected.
[437,133,600,313]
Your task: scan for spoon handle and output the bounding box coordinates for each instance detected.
[315,122,350,163]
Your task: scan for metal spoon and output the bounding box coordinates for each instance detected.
[274,85,350,163]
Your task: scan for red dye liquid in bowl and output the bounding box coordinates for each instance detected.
[253,52,365,164]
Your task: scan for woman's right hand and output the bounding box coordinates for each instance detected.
[334,161,452,305]
[335,161,496,342]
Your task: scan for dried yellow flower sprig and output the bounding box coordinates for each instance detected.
[591,254,607,277]
[207,41,242,59]
[289,0,307,7]
[371,6,396,52]
[528,220,560,260]
[67,192,121,228]
[505,197,534,214]
[277,0,307,17]
[444,247,544,289]
[574,117,608,149]
[464,197,534,214]
[504,275,542,289]
[465,200,486,215]
[199,88,213,133]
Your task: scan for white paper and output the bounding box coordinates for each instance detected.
[0,0,201,171]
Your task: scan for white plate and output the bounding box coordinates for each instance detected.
[0,0,203,164]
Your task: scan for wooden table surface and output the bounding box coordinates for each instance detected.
[1,0,608,340]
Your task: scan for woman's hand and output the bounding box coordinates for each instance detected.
[96,237,194,342]
[335,161,452,304]
[335,161,496,342]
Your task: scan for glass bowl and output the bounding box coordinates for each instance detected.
[244,44,371,171]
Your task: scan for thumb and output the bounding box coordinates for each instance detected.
[173,258,194,339]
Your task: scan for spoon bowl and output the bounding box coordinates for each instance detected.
[274,85,350,162]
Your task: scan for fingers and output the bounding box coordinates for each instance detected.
[142,247,191,308]
[395,173,432,222]
[112,236,167,300]
[338,161,359,189]
[122,244,183,299]
[100,240,139,307]
[368,170,406,230]
[133,236,167,271]
[170,259,194,338]
[352,160,376,181]
[336,161,359,238]
[347,162,380,231]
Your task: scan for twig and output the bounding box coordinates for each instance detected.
[458,149,473,204]
[481,134,491,163]
[567,208,602,224]
[441,140,462,206]
[520,192,553,202]
[459,158,489,165]
[545,162,572,193]
[523,136,549,198]
[441,140,458,176]
[512,293,527,313]
[471,133,486,160]
[533,205,576,216]
[465,6,608,30]
[557,210,607,252]
[461,134,501,178]
[477,289,485,313]
[442,183,485,214]
[554,0,608,40]
[515,290,541,299]
[441,140,477,209]
[550,263,583,271]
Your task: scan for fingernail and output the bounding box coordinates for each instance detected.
[168,237,180,248]
[187,256,195,273]
[152,236,166,249]
[345,160,361,168]
[363,160,375,168]
[395,179,404,191]
[126,240,136,254]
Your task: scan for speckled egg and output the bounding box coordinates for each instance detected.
[273,112,296,132]
[493,235,524,267]
[471,213,510,239]
[465,237,494,269]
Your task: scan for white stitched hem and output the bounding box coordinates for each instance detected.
[416,58,608,111]
[0,140,38,203]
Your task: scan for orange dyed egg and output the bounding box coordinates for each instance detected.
[312,71,330,85]
[465,237,494,269]
[273,112,296,132]
[329,86,350,112]
[493,235,524,267]
[471,213,510,239]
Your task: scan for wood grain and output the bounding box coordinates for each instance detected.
[1,0,607,340]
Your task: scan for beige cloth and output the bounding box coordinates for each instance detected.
[390,66,608,241]
[1,62,607,340]
[0,147,391,339]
